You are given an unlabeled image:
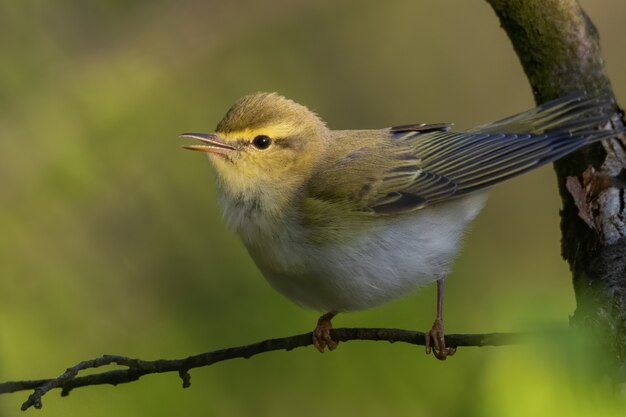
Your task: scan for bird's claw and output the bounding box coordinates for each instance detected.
[425,318,456,360]
[313,313,338,353]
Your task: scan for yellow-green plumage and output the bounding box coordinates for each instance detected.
[182,92,621,313]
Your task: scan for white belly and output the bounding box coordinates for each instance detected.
[225,192,487,312]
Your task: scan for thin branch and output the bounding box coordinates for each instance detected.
[0,328,522,411]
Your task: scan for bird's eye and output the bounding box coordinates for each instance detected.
[252,135,272,150]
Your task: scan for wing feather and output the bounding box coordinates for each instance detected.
[308,94,620,216]
[372,130,593,212]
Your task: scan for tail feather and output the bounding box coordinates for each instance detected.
[470,93,619,137]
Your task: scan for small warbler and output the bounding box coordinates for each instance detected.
[181,92,622,359]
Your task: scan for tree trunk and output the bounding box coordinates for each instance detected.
[486,0,626,373]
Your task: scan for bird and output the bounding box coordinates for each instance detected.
[181,92,622,359]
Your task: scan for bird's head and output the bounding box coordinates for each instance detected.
[181,93,330,205]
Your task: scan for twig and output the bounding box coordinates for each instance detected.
[0,328,522,411]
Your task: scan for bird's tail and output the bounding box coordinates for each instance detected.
[471,93,623,139]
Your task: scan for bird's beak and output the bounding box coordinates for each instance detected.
[179,133,236,155]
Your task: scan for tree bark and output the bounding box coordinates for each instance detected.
[486,0,626,372]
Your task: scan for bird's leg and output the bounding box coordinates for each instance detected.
[425,277,456,360]
[313,311,338,353]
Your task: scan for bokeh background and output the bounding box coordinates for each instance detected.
[1,1,625,416]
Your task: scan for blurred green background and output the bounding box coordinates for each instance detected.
[1,1,625,416]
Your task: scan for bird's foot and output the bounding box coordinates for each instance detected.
[313,312,338,353]
[425,318,456,360]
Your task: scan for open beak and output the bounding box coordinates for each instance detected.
[179,133,236,155]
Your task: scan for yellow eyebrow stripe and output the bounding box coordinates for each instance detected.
[219,123,298,140]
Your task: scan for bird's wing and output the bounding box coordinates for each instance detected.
[309,128,606,216]
[369,94,619,214]
[389,122,453,134]
[306,95,623,214]
[307,94,618,215]
[368,129,588,214]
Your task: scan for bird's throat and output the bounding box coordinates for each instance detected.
[215,182,296,242]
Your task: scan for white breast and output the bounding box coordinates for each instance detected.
[221,190,487,313]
